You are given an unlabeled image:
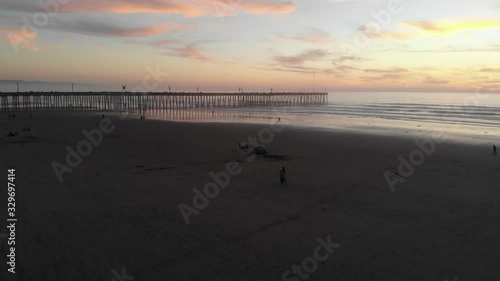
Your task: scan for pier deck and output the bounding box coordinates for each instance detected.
[0,92,328,112]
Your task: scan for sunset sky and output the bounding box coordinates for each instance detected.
[0,0,499,92]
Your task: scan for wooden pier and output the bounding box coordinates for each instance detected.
[0,92,328,112]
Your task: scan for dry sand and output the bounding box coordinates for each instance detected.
[0,112,499,281]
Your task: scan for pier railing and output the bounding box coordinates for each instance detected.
[0,92,328,112]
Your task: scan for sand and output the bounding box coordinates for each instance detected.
[0,112,499,281]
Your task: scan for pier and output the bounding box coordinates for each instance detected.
[0,92,328,112]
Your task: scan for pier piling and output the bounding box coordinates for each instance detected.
[0,92,328,112]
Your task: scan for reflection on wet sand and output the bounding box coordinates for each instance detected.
[145,108,276,123]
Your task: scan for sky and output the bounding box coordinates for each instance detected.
[0,0,499,93]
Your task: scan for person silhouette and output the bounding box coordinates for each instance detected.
[280,167,287,184]
[494,145,497,156]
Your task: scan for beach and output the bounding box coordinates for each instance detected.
[1,112,499,281]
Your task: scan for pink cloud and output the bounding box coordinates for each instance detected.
[59,0,204,17]
[53,21,191,38]
[173,44,213,61]
[229,0,295,14]
[0,0,296,17]
[0,27,40,52]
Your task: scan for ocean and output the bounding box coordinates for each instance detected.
[147,92,500,143]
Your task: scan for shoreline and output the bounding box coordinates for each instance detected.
[135,109,500,146]
[2,106,500,146]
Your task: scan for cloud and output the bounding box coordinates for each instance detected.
[363,67,408,73]
[368,31,413,40]
[0,13,191,39]
[276,28,332,44]
[361,74,402,82]
[227,0,295,14]
[334,65,361,72]
[401,44,500,53]
[275,49,330,65]
[329,53,373,74]
[424,77,449,84]
[0,27,40,52]
[253,63,338,75]
[358,24,414,40]
[170,43,213,61]
[53,20,191,38]
[0,0,202,16]
[331,55,369,65]
[147,39,214,62]
[257,48,339,75]
[255,64,317,74]
[357,20,500,42]
[479,67,500,73]
[402,20,500,35]
[0,0,295,17]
